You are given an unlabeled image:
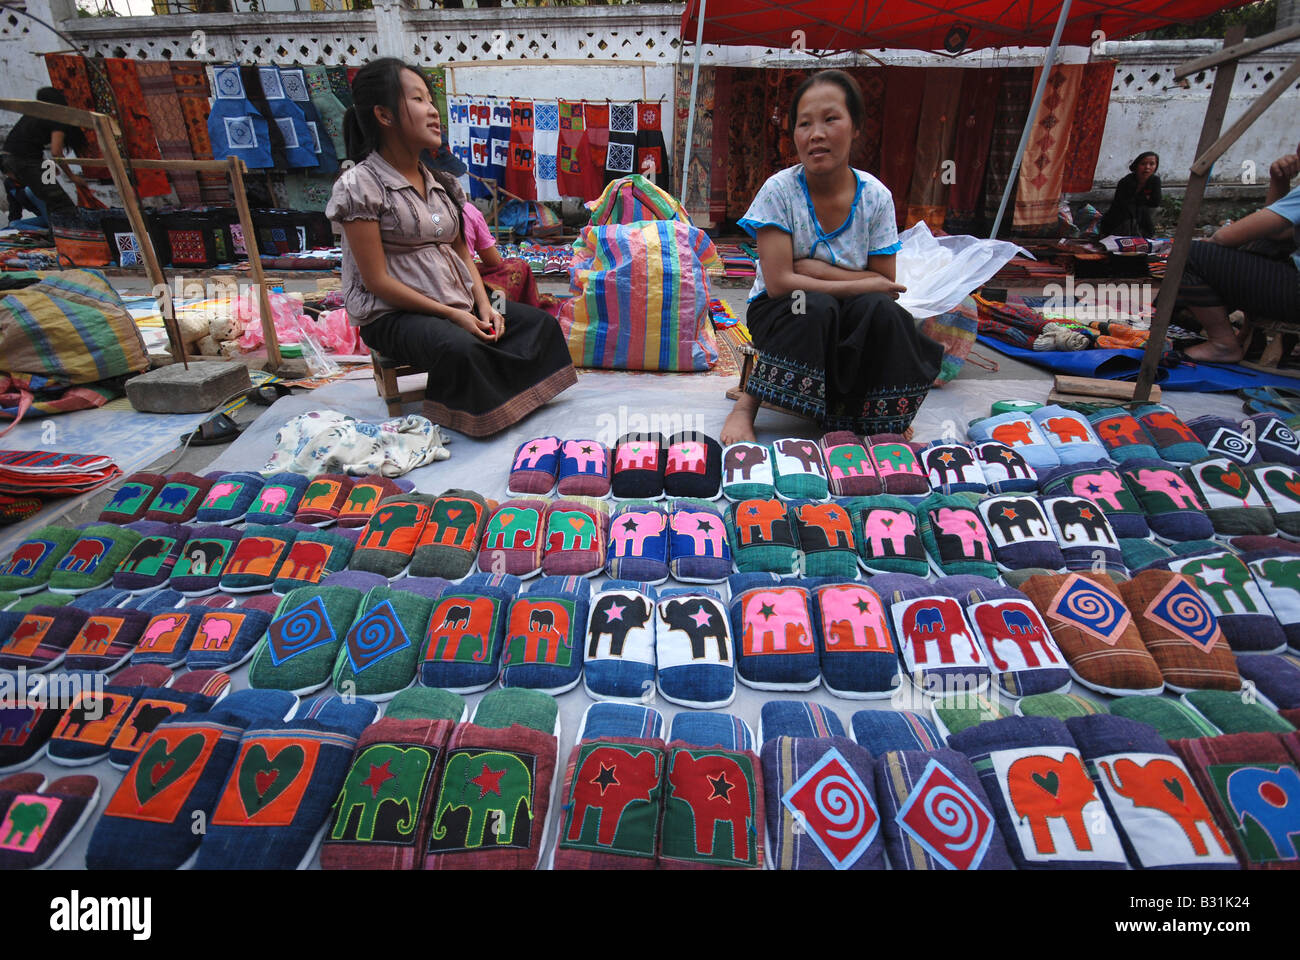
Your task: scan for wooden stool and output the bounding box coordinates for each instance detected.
[371,350,427,416]
[724,342,818,421]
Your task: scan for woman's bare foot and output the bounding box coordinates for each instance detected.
[721,394,759,445]
[1183,340,1245,364]
[902,426,915,442]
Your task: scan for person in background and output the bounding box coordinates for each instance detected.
[1,87,88,221]
[1172,141,1299,364]
[1099,151,1162,238]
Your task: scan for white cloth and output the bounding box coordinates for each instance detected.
[533,100,560,202]
[264,410,451,478]
[447,95,472,197]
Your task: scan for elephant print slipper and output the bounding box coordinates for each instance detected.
[1086,409,1159,464]
[0,526,81,595]
[1131,404,1209,465]
[422,714,559,870]
[1247,464,1300,540]
[947,716,1128,870]
[552,735,665,870]
[725,497,798,575]
[874,747,1014,871]
[663,432,723,501]
[1181,690,1295,736]
[728,575,819,692]
[1030,406,1108,466]
[917,492,998,579]
[508,436,562,496]
[1246,412,1300,467]
[757,701,844,745]
[63,607,153,673]
[106,687,221,770]
[1039,462,1152,540]
[966,413,1060,474]
[0,695,68,772]
[1118,459,1214,543]
[1171,732,1300,869]
[1184,458,1275,537]
[974,441,1038,494]
[658,741,765,870]
[763,736,883,871]
[242,473,312,526]
[331,583,438,702]
[293,474,356,526]
[667,712,754,751]
[419,573,519,694]
[583,581,658,703]
[849,710,943,755]
[922,443,987,495]
[667,499,732,583]
[46,684,141,766]
[350,494,436,580]
[194,472,267,525]
[821,432,882,498]
[193,697,375,870]
[170,525,243,596]
[46,525,144,596]
[574,702,663,742]
[721,442,775,502]
[771,437,829,501]
[477,498,547,579]
[1066,714,1238,870]
[1117,570,1242,694]
[185,606,275,672]
[1166,550,1287,654]
[789,500,858,579]
[220,524,304,593]
[0,605,90,672]
[812,581,898,700]
[611,433,667,501]
[336,476,407,529]
[98,473,167,525]
[247,585,367,695]
[847,496,929,577]
[0,773,100,869]
[272,526,359,595]
[978,494,1066,572]
[541,498,608,578]
[500,576,591,695]
[1233,654,1300,711]
[111,522,191,593]
[409,490,490,581]
[949,578,1071,699]
[1019,572,1164,697]
[1016,693,1105,720]
[556,439,611,499]
[1042,495,1126,577]
[655,587,735,709]
[143,473,214,524]
[874,572,991,700]
[606,502,670,584]
[1185,415,1259,466]
[930,692,1010,739]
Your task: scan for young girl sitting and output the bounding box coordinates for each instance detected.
[720,69,942,445]
[326,58,576,436]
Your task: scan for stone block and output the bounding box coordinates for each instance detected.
[125,361,251,414]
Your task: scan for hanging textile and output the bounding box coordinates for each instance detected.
[346,67,360,87]
[635,101,671,195]
[98,59,171,198]
[880,66,926,229]
[585,102,609,198]
[135,61,201,206]
[446,95,472,197]
[44,54,101,162]
[281,66,338,174]
[945,68,1002,235]
[673,65,715,223]
[765,69,804,176]
[506,99,536,201]
[489,98,512,197]
[207,64,274,172]
[1061,61,1117,193]
[284,173,333,215]
[303,66,349,162]
[904,67,964,230]
[172,60,226,206]
[1014,63,1084,232]
[604,100,637,187]
[236,65,289,170]
[849,67,885,177]
[466,97,492,199]
[709,69,730,227]
[558,100,599,201]
[726,69,767,220]
[532,100,559,202]
[326,65,353,109]
[982,67,1034,228]
[253,65,319,169]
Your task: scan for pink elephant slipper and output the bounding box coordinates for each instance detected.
[0,773,100,869]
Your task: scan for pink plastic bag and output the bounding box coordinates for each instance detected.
[236,291,312,350]
[315,308,362,355]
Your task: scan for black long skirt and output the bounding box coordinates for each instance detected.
[745,291,943,434]
[360,299,577,437]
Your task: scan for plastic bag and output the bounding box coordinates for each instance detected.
[315,308,362,355]
[894,222,1028,320]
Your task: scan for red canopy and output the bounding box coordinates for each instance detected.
[680,0,1256,51]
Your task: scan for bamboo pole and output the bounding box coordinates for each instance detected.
[228,157,282,370]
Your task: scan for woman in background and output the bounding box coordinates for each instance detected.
[1099,151,1161,238]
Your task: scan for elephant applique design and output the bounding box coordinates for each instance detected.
[872,443,921,478]
[976,443,1034,480]
[1220,763,1300,862]
[332,743,436,844]
[659,598,730,661]
[503,600,575,666]
[69,617,120,656]
[990,420,1034,448]
[54,692,131,745]
[1173,555,1266,616]
[666,442,707,476]
[894,597,980,666]
[733,499,790,545]
[609,510,666,558]
[861,509,921,559]
[925,445,978,487]
[224,537,286,577]
[300,479,340,511]
[119,537,175,576]
[970,600,1062,671]
[425,596,499,662]
[195,613,242,651]
[422,498,485,550]
[980,497,1052,546]
[931,507,992,562]
[340,484,382,519]
[546,509,599,552]
[56,537,112,573]
[115,701,183,750]
[665,749,756,864]
[796,503,853,551]
[279,541,333,583]
[564,743,662,854]
[513,436,560,471]
[1,539,53,577]
[1069,471,1133,513]
[670,511,727,558]
[741,589,813,656]
[151,484,197,513]
[819,585,892,652]
[4,616,54,657]
[1096,415,1147,448]
[1097,755,1234,861]
[0,797,55,852]
[202,481,242,509]
[252,485,292,515]
[562,440,608,477]
[1049,497,1117,546]
[0,706,41,747]
[484,506,541,551]
[723,443,770,484]
[429,750,536,851]
[139,615,185,651]
[825,443,873,480]
[105,484,146,512]
[1130,469,1203,511]
[361,503,427,551]
[1003,751,1105,857]
[1042,417,1090,444]
[587,593,653,658]
[774,439,825,476]
[615,442,659,472]
[177,539,231,578]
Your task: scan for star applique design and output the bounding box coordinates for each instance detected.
[362,760,396,798]
[825,509,840,521]
[708,772,734,802]
[621,517,639,533]
[1079,507,1095,521]
[604,601,625,622]
[695,518,715,533]
[999,451,1016,463]
[758,602,776,619]
[580,445,593,455]
[1198,566,1228,586]
[689,606,713,628]
[746,506,760,517]
[999,506,1019,520]
[938,452,955,465]
[853,598,872,615]
[591,763,619,795]
[527,444,538,454]
[1085,482,1103,495]
[471,763,506,799]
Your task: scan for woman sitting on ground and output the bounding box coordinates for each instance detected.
[1172,141,1299,364]
[1099,151,1162,238]
[326,58,575,436]
[720,69,942,445]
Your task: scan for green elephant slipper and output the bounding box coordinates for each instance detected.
[46,525,144,596]
[0,526,81,595]
[247,585,367,695]
[0,772,101,869]
[350,493,437,579]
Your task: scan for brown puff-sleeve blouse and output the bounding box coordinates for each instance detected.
[326,151,475,326]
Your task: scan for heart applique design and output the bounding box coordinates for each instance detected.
[498,512,515,527]
[568,517,586,532]
[237,743,306,816]
[1164,777,1184,802]
[1264,470,1300,501]
[376,511,392,525]
[1202,463,1250,499]
[134,733,206,805]
[445,509,461,521]
[1031,771,1060,796]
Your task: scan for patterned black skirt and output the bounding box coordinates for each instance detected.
[745,291,943,434]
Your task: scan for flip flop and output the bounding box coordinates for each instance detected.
[1240,386,1300,417]
[181,414,243,447]
[246,382,292,406]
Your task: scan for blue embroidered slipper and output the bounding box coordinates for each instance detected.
[583,581,658,702]
[875,572,990,700]
[575,701,664,742]
[98,473,166,524]
[0,772,101,870]
[757,700,844,745]
[194,471,266,525]
[185,604,275,672]
[419,572,519,694]
[500,576,591,694]
[728,575,819,692]
[1030,406,1109,465]
[849,709,944,754]
[813,581,899,699]
[667,712,754,751]
[556,439,612,498]
[606,501,670,584]
[667,499,732,583]
[63,607,153,673]
[508,436,562,495]
[967,414,1059,474]
[655,587,735,709]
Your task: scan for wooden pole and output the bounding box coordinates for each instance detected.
[228,157,283,370]
[1191,56,1300,176]
[1133,27,1247,401]
[1173,22,1300,80]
